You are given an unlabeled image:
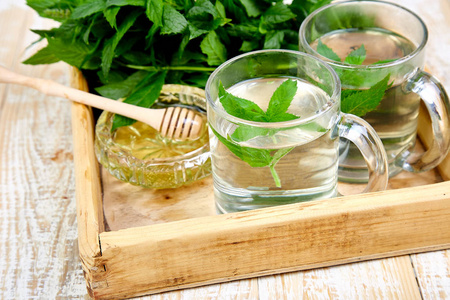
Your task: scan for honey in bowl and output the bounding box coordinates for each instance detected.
[95,85,211,189]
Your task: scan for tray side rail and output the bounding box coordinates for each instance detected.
[70,68,106,296]
[94,181,450,299]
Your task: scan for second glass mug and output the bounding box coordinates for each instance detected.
[205,50,388,214]
[299,0,450,182]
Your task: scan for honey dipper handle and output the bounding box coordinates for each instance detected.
[0,65,165,129]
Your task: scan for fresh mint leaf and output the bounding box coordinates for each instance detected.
[215,0,226,18]
[261,3,295,26]
[265,79,298,120]
[238,0,262,17]
[26,0,73,22]
[263,30,284,49]
[102,9,142,79]
[210,126,289,187]
[341,74,391,117]
[344,44,366,65]
[186,0,229,39]
[71,0,106,20]
[210,127,273,167]
[161,4,188,34]
[44,37,100,69]
[111,71,167,130]
[268,112,299,122]
[231,126,269,142]
[200,31,227,66]
[107,0,145,6]
[95,70,149,99]
[290,0,332,19]
[218,82,266,121]
[146,0,163,27]
[22,46,60,65]
[240,40,259,52]
[104,6,120,28]
[317,39,341,62]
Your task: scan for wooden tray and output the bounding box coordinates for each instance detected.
[70,68,450,300]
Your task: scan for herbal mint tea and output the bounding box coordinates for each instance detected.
[311,28,420,177]
[310,28,416,64]
[210,78,339,213]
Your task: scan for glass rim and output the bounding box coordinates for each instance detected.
[205,49,341,128]
[298,0,428,70]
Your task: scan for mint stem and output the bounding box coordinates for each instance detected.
[270,164,282,188]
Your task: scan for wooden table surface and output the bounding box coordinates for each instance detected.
[1,0,449,299]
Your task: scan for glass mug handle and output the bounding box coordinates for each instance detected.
[338,114,389,192]
[402,70,450,172]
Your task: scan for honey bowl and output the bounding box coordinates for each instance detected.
[94,84,211,189]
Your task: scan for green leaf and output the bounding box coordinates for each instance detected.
[186,0,229,40]
[263,30,284,49]
[161,4,188,34]
[218,82,266,121]
[146,0,163,27]
[238,0,262,17]
[200,31,227,66]
[112,71,167,130]
[231,126,269,142]
[22,45,60,65]
[38,37,100,69]
[107,0,145,6]
[344,44,366,65]
[71,0,107,20]
[268,112,299,122]
[341,74,391,117]
[240,40,259,52]
[210,127,273,168]
[101,9,142,79]
[316,39,341,62]
[215,0,226,18]
[261,3,295,26]
[103,6,120,28]
[95,70,149,99]
[265,79,298,120]
[26,0,74,21]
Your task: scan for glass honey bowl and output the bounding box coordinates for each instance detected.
[95,84,211,189]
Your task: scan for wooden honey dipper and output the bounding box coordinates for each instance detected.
[0,66,204,140]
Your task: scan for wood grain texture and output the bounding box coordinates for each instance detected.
[0,3,87,299]
[70,69,105,295]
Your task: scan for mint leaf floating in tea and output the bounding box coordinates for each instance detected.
[218,83,266,122]
[341,74,392,117]
[213,79,299,187]
[344,44,366,65]
[265,79,298,121]
[316,40,394,117]
[317,39,341,62]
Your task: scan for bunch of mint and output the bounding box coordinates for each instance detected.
[212,79,299,187]
[317,40,393,117]
[24,0,331,130]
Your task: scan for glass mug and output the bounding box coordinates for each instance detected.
[205,50,388,214]
[299,0,450,182]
